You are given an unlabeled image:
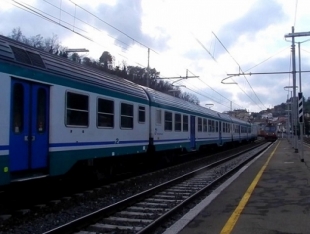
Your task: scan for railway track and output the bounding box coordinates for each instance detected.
[43,141,271,234]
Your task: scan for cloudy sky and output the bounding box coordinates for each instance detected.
[1,0,310,113]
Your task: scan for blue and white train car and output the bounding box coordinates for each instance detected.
[0,35,150,186]
[144,88,226,152]
[230,116,251,143]
[217,113,233,145]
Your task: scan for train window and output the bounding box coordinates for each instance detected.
[175,113,181,131]
[138,106,145,123]
[197,117,202,132]
[37,88,46,133]
[208,119,215,132]
[235,125,239,133]
[121,103,133,129]
[97,98,114,128]
[203,118,207,132]
[183,115,188,132]
[208,120,211,132]
[164,111,173,131]
[12,83,24,133]
[156,109,162,125]
[215,121,219,132]
[66,92,89,127]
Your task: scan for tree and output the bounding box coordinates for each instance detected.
[8,27,24,42]
[99,51,113,69]
[44,34,61,54]
[29,34,44,49]
[179,92,200,105]
[70,52,80,63]
[8,28,63,55]
[82,57,92,65]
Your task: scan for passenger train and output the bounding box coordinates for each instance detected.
[263,123,278,142]
[0,35,258,186]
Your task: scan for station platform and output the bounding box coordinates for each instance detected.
[163,138,310,234]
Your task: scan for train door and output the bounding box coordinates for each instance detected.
[190,115,196,150]
[219,121,222,146]
[9,79,49,172]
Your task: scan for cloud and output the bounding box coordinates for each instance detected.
[216,0,286,50]
[90,0,169,51]
[1,0,310,114]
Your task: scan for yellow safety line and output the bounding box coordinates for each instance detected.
[220,141,280,234]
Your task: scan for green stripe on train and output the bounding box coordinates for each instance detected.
[49,145,148,176]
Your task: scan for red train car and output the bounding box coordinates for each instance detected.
[264,123,278,142]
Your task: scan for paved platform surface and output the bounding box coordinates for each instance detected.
[163,138,310,234]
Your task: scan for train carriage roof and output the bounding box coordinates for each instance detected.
[0,35,148,101]
[230,116,251,126]
[143,87,222,119]
[217,113,233,122]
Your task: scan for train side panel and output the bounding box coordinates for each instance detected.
[49,85,150,176]
[0,73,10,185]
[195,116,221,148]
[148,106,191,152]
[144,88,225,152]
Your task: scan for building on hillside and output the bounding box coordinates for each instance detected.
[261,113,273,119]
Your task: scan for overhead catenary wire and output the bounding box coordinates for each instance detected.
[185,69,244,109]
[212,32,267,110]
[8,0,148,68]
[244,46,290,71]
[183,86,231,109]
[68,0,159,55]
[8,0,266,112]
[9,0,191,80]
[42,0,132,49]
[193,33,265,111]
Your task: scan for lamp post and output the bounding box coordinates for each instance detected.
[285,106,292,142]
[284,87,297,146]
[284,85,298,151]
[296,40,310,162]
[284,27,310,155]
